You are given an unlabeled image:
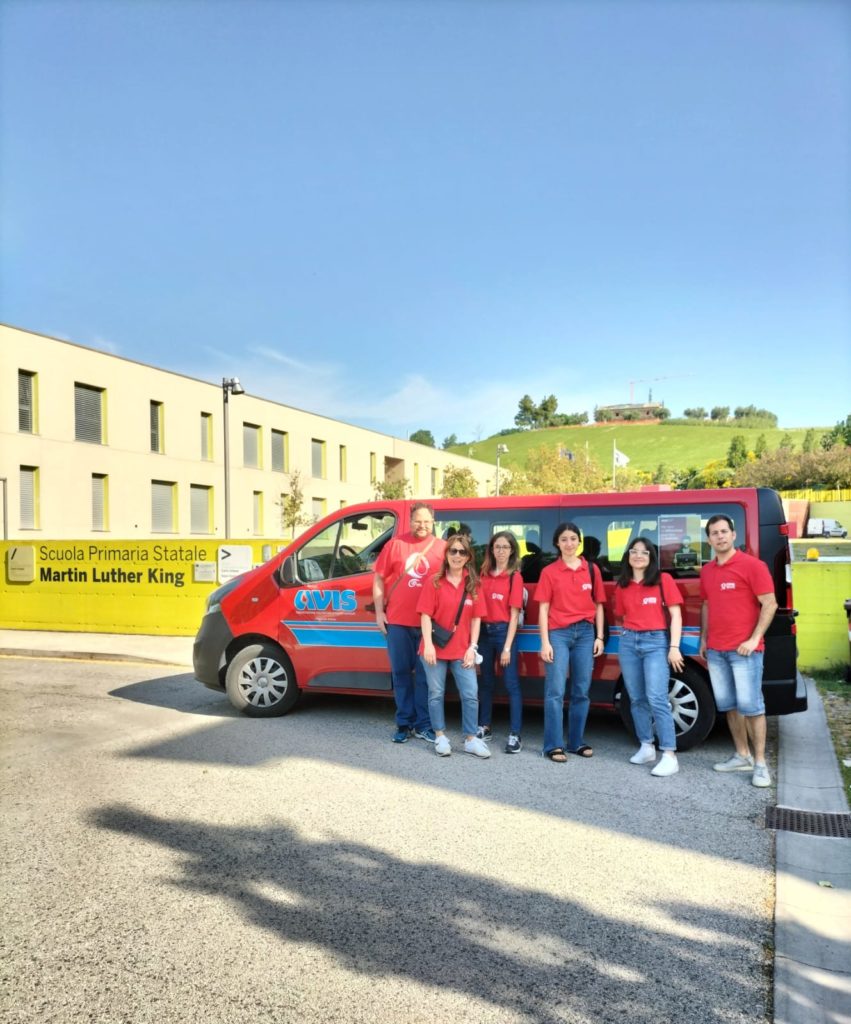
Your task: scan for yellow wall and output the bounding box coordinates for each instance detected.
[0,538,287,636]
[791,559,851,671]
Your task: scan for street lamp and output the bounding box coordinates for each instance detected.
[222,377,245,538]
[495,443,508,497]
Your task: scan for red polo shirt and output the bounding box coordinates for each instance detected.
[699,550,774,651]
[374,532,446,627]
[536,557,605,630]
[417,572,485,661]
[614,574,684,631]
[480,570,525,624]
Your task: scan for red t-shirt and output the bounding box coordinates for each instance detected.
[699,550,774,651]
[614,573,684,631]
[374,532,447,627]
[417,572,485,661]
[480,570,525,624]
[536,557,605,630]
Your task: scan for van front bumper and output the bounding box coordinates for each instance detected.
[193,610,233,690]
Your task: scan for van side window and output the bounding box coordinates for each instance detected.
[492,521,555,583]
[563,504,745,579]
[295,512,396,582]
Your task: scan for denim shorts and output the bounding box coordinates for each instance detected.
[706,649,765,716]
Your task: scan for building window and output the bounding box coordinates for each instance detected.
[339,444,347,482]
[190,484,212,534]
[151,480,177,533]
[311,439,326,478]
[92,474,108,531]
[200,413,212,460]
[430,468,439,495]
[243,423,261,468]
[150,401,164,453]
[369,452,377,482]
[75,383,105,444]
[253,491,264,536]
[19,466,39,529]
[271,429,288,472]
[413,463,420,492]
[311,497,326,522]
[18,370,36,433]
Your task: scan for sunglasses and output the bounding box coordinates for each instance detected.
[447,548,468,556]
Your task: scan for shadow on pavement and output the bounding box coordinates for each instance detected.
[91,803,771,1024]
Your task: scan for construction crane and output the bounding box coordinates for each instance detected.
[628,373,696,404]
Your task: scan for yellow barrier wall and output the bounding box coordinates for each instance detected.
[790,559,851,671]
[0,539,289,636]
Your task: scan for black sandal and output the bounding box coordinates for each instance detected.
[569,745,594,758]
[545,748,568,763]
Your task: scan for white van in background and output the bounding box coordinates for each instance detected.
[806,517,847,538]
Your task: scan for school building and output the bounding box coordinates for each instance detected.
[1,323,494,541]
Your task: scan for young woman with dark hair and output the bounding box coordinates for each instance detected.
[418,533,489,759]
[476,531,525,753]
[614,537,685,777]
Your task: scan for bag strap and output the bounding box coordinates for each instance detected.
[385,536,436,607]
[450,582,468,631]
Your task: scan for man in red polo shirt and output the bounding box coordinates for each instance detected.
[373,503,446,744]
[699,514,777,788]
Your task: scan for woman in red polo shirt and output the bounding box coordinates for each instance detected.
[418,534,490,759]
[614,537,684,777]
[538,521,606,762]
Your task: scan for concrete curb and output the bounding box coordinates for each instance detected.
[0,647,189,667]
[774,677,851,1024]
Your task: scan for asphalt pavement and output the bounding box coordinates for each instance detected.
[1,627,849,1023]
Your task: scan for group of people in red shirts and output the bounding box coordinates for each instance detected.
[373,503,777,787]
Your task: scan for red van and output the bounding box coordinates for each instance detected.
[192,487,806,749]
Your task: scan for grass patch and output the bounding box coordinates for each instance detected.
[452,423,829,474]
[810,666,851,798]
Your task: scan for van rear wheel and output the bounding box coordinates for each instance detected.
[225,642,299,717]
[618,664,715,752]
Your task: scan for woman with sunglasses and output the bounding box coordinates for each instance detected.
[476,531,525,753]
[417,534,490,758]
[614,537,685,777]
[538,521,606,762]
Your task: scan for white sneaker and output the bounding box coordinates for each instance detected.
[464,736,491,759]
[629,743,657,765]
[752,764,771,788]
[650,753,679,777]
[713,752,755,773]
[434,735,451,757]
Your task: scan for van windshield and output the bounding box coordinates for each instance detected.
[294,511,396,582]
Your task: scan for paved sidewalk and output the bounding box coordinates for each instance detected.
[2,629,850,1023]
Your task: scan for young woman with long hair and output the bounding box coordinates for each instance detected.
[476,531,525,753]
[614,537,685,777]
[538,521,606,762]
[417,533,490,758]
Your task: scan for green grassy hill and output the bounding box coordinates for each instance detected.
[450,423,828,473]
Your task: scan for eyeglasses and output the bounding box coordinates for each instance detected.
[492,544,512,550]
[629,550,651,558]
[447,548,468,556]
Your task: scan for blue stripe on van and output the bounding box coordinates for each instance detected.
[280,620,701,656]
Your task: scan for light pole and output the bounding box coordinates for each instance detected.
[495,444,508,497]
[222,377,245,538]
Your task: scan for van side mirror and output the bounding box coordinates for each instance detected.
[280,556,296,586]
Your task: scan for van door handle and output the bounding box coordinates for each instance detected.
[365,602,375,612]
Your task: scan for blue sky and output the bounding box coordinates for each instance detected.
[2,0,849,443]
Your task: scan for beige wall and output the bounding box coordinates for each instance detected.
[1,324,495,540]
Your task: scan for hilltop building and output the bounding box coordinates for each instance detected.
[1,323,493,540]
[596,402,665,422]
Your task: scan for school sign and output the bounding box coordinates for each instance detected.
[0,539,287,635]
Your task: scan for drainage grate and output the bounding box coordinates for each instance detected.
[765,806,851,839]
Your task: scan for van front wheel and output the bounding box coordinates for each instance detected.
[618,664,716,751]
[225,642,300,717]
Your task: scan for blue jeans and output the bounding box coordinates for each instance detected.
[706,649,765,716]
[478,621,522,734]
[421,658,479,736]
[618,629,677,751]
[543,620,595,754]
[386,624,431,731]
